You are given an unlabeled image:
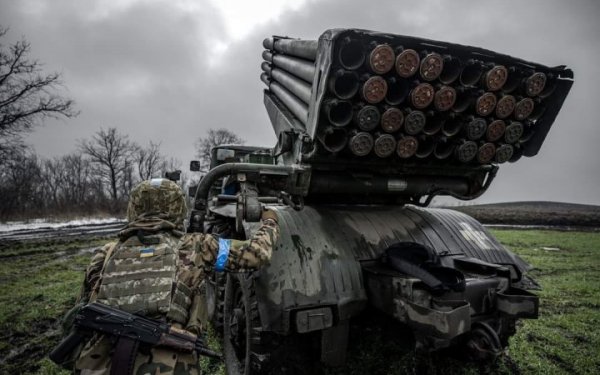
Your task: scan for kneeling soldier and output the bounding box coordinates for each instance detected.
[63,178,278,375]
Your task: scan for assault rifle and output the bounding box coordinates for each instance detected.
[49,302,221,366]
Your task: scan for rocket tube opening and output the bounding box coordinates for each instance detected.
[477,143,496,164]
[495,144,514,163]
[486,120,506,142]
[381,108,404,133]
[410,83,435,109]
[423,114,444,136]
[338,39,365,70]
[452,88,473,112]
[329,70,359,99]
[404,110,426,135]
[466,117,487,140]
[440,56,461,84]
[361,76,388,104]
[495,95,516,119]
[434,86,457,111]
[525,72,547,97]
[368,44,395,74]
[539,75,557,98]
[420,53,444,81]
[442,116,463,137]
[484,65,508,91]
[415,137,434,158]
[460,61,484,86]
[504,122,524,144]
[395,49,420,78]
[514,98,535,121]
[318,127,348,153]
[397,136,418,158]
[374,134,397,158]
[348,131,374,156]
[385,78,409,105]
[475,92,497,117]
[324,100,353,127]
[456,141,478,163]
[434,138,455,159]
[502,67,522,93]
[355,105,380,131]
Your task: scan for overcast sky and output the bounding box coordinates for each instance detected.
[1,0,599,205]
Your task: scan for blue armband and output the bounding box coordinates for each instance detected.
[215,238,231,272]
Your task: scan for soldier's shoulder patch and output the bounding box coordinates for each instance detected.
[140,247,155,258]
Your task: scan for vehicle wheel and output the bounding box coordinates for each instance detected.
[223,273,318,375]
[223,273,267,375]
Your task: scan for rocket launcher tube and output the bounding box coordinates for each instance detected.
[262,51,316,83]
[263,37,318,61]
[266,67,312,104]
[265,78,309,125]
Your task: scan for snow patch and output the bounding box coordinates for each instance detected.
[0,217,125,233]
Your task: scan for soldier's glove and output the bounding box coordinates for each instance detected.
[261,208,278,223]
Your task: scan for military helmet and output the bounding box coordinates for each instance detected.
[126,178,187,227]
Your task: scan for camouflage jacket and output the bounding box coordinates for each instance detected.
[74,216,279,375]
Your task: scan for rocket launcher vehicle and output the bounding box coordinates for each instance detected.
[260,29,573,205]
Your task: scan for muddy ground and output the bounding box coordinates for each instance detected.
[0,229,599,374]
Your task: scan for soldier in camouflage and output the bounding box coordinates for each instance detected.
[71,178,279,375]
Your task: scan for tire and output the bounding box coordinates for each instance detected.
[223,273,318,375]
[223,273,266,375]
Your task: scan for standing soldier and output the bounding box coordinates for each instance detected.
[60,178,279,375]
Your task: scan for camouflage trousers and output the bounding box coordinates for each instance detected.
[76,335,200,375]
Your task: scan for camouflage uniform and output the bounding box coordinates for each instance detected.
[72,178,279,375]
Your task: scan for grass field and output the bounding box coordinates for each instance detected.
[0,229,598,374]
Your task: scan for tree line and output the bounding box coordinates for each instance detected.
[0,25,244,221]
[0,128,183,219]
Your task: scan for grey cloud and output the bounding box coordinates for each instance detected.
[1,0,599,204]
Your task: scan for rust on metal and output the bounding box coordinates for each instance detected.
[397,136,419,158]
[486,119,506,142]
[410,83,435,109]
[477,143,496,164]
[475,92,497,116]
[369,44,395,74]
[381,108,404,133]
[495,95,516,119]
[434,86,457,111]
[362,76,388,104]
[395,49,420,78]
[484,65,508,91]
[420,53,444,81]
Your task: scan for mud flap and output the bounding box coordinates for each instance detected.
[496,287,539,319]
[396,298,471,340]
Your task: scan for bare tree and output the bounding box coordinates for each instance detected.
[0,26,77,160]
[79,127,137,208]
[134,141,164,180]
[195,128,244,171]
